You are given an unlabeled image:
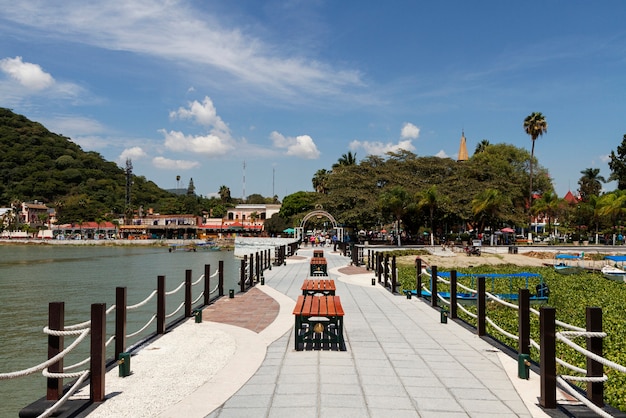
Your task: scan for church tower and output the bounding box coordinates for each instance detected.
[457,131,469,162]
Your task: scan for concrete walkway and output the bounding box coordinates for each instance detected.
[80,246,571,418]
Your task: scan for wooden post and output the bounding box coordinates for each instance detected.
[450,270,458,319]
[47,302,64,400]
[90,303,106,403]
[218,260,224,296]
[477,276,486,336]
[415,258,422,298]
[249,253,254,286]
[115,287,127,361]
[586,307,604,407]
[431,265,438,308]
[518,288,530,355]
[204,264,211,305]
[256,252,260,282]
[185,269,192,317]
[384,254,390,288]
[240,259,246,292]
[377,253,382,283]
[540,306,557,409]
[391,255,397,293]
[157,275,165,334]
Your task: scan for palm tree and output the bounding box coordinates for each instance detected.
[597,191,626,243]
[578,168,606,201]
[378,185,411,246]
[417,186,445,246]
[312,169,329,194]
[333,151,357,169]
[471,188,512,236]
[523,112,548,231]
[218,185,231,202]
[474,139,491,155]
[531,191,562,237]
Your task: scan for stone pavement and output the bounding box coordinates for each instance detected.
[79,246,573,418]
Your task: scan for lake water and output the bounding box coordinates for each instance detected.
[0,244,241,417]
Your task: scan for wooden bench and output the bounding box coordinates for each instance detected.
[292,295,345,351]
[301,279,336,296]
[310,257,328,276]
[313,249,324,258]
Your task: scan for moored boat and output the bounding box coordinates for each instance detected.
[602,255,626,282]
[554,253,584,275]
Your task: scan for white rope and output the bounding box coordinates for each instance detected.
[165,301,185,318]
[165,281,185,296]
[437,293,451,306]
[556,376,614,418]
[0,328,89,380]
[486,292,520,309]
[63,356,90,371]
[105,335,115,347]
[560,373,608,383]
[209,283,220,294]
[457,303,477,319]
[42,367,87,379]
[62,320,91,331]
[560,331,607,339]
[530,338,541,351]
[556,332,626,373]
[192,292,204,305]
[192,274,204,286]
[210,269,220,278]
[36,371,90,418]
[486,316,519,341]
[557,357,587,375]
[43,327,88,336]
[126,314,157,339]
[128,290,157,310]
[106,305,116,315]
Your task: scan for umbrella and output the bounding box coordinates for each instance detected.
[380,229,387,234]
[283,228,295,234]
[500,227,515,233]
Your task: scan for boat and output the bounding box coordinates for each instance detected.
[601,255,626,282]
[404,271,549,304]
[554,253,584,275]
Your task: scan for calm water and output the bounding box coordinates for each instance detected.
[0,244,240,417]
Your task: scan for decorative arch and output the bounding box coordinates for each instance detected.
[295,209,343,242]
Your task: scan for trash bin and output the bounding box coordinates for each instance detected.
[518,353,531,379]
[193,308,202,323]
[440,309,448,324]
[118,352,131,377]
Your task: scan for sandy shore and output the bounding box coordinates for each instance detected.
[397,248,557,269]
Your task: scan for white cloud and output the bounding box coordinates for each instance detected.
[119,146,147,162]
[349,139,415,155]
[160,129,234,156]
[270,131,320,159]
[0,2,363,100]
[0,56,54,90]
[401,122,420,140]
[435,150,449,158]
[152,156,200,170]
[170,96,230,136]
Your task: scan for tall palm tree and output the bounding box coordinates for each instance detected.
[523,112,548,230]
[312,169,329,194]
[218,185,231,202]
[474,139,491,155]
[333,151,357,169]
[417,186,445,245]
[378,185,411,246]
[471,188,512,235]
[578,168,606,201]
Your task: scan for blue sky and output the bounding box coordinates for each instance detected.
[1,1,625,201]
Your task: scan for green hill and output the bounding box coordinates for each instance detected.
[0,108,175,223]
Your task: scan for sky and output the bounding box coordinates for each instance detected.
[1,1,626,201]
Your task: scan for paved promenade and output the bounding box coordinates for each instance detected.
[78,246,570,418]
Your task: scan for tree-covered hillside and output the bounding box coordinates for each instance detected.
[0,108,174,222]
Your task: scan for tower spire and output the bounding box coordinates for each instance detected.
[457,130,469,161]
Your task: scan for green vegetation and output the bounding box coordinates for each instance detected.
[396,263,626,411]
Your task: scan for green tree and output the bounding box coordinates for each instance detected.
[416,186,445,245]
[608,134,626,190]
[379,185,412,246]
[312,169,329,194]
[474,139,491,155]
[279,191,317,220]
[332,151,357,169]
[471,188,512,235]
[578,168,605,201]
[218,185,231,202]
[523,112,548,226]
[531,191,562,236]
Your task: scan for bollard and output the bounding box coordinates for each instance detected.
[261,276,265,285]
[118,352,131,377]
[193,308,202,323]
[229,289,234,298]
[406,291,412,300]
[440,308,448,324]
[518,353,531,379]
[371,278,376,286]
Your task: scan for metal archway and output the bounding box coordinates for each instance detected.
[296,210,343,243]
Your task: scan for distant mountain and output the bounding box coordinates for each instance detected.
[0,108,174,222]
